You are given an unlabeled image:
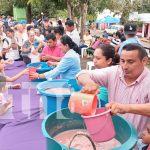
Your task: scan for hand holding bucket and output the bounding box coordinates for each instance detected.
[68,92,98,116]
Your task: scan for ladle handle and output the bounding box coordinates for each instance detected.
[68,132,96,150]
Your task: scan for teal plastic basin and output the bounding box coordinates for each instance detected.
[27,62,54,82]
[42,108,138,150]
[37,79,81,115]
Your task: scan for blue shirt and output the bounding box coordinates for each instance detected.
[118,37,141,55]
[44,49,81,80]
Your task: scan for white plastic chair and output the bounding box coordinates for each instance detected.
[86,61,94,70]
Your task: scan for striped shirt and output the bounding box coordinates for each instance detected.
[78,65,150,134]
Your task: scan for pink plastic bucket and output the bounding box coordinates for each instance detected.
[82,108,116,142]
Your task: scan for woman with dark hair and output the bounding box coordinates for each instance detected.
[29,35,81,80]
[93,44,120,68]
[93,44,120,107]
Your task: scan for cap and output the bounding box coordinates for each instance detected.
[124,23,137,34]
[20,20,27,24]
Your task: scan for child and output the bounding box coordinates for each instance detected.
[0,56,28,88]
[0,75,12,116]
[137,122,150,150]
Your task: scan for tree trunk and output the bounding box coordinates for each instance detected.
[26,4,32,23]
[66,0,75,20]
[80,2,88,40]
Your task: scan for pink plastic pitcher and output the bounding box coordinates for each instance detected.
[68,92,98,116]
[82,108,116,142]
[29,67,36,80]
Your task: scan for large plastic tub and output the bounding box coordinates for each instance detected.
[27,62,54,82]
[37,79,81,115]
[27,62,54,74]
[42,108,138,150]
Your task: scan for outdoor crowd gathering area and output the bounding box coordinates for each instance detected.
[0,14,150,150]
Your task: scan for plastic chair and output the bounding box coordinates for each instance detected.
[86,61,94,70]
[81,48,87,58]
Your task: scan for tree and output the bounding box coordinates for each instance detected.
[102,0,142,24]
[13,0,32,23]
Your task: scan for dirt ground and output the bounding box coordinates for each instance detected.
[80,57,93,69]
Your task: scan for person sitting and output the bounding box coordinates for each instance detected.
[2,28,20,61]
[29,35,81,80]
[86,34,110,57]
[40,33,64,62]
[110,31,122,47]
[21,31,38,64]
[80,29,93,49]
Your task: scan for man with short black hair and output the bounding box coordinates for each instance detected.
[77,43,150,134]
[41,33,63,62]
[3,28,20,60]
[65,20,80,47]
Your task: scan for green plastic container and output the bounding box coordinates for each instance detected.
[42,108,138,150]
[98,86,108,107]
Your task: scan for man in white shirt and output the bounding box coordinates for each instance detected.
[65,20,80,47]
[3,29,20,60]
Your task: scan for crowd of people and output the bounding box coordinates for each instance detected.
[0,14,150,149]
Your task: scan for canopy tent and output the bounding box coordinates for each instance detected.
[96,16,120,24]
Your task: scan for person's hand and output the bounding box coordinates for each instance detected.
[47,61,58,66]
[31,50,38,55]
[106,102,129,115]
[5,59,14,65]
[40,54,46,61]
[29,72,39,80]
[81,82,99,94]
[41,54,51,61]
[11,83,21,89]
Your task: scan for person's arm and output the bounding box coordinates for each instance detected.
[29,72,46,80]
[47,55,61,62]
[76,70,100,94]
[6,68,29,82]
[21,41,31,53]
[106,102,150,117]
[21,46,31,53]
[30,57,75,80]
[41,54,62,62]
[34,42,45,53]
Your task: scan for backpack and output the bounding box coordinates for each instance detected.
[2,38,9,45]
